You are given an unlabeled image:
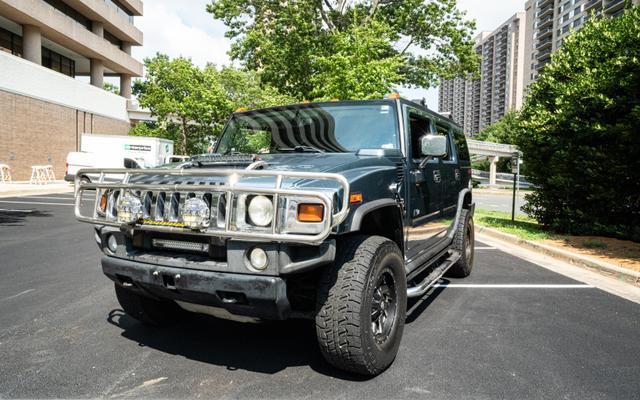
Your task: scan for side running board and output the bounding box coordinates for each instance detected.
[406,250,461,298]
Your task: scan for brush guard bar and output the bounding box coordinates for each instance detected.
[74,168,350,244]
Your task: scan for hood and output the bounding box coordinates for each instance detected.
[130,152,401,192]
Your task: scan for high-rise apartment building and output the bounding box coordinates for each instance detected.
[439,13,526,135]
[525,0,639,86]
[0,0,144,179]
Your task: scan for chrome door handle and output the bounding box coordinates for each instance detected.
[411,170,425,185]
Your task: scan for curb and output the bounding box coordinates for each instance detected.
[476,225,640,285]
[0,186,73,199]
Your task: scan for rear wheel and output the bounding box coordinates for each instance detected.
[115,284,183,326]
[315,235,407,376]
[446,209,474,278]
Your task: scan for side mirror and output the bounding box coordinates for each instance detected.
[420,134,447,158]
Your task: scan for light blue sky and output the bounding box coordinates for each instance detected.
[133,0,525,110]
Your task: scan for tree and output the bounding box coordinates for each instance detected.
[103,82,120,95]
[515,6,640,241]
[132,54,295,154]
[474,111,520,144]
[133,54,231,154]
[206,0,478,100]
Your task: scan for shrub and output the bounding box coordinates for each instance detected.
[516,6,640,242]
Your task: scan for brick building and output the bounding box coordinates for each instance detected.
[0,0,144,180]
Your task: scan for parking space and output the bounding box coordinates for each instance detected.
[0,195,638,399]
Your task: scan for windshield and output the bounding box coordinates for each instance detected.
[216,102,399,154]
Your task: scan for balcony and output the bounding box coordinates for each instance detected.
[604,0,625,15]
[538,5,554,19]
[61,0,143,45]
[0,0,142,76]
[585,0,603,11]
[537,15,553,29]
[536,37,553,50]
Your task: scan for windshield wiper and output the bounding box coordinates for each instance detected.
[276,145,325,153]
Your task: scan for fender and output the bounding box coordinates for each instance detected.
[347,198,401,231]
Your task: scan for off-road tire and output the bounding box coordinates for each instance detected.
[315,235,407,376]
[446,208,474,278]
[115,284,183,326]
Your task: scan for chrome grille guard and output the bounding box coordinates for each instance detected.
[74,168,350,244]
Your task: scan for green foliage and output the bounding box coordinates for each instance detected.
[310,21,404,100]
[207,0,478,100]
[515,6,640,242]
[103,82,120,95]
[474,111,520,144]
[132,54,294,155]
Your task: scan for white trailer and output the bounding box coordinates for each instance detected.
[80,134,174,168]
[65,134,178,182]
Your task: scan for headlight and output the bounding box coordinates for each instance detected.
[247,195,274,227]
[116,193,143,224]
[182,197,210,230]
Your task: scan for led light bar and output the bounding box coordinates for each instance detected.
[152,239,210,253]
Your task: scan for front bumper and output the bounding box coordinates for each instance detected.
[103,255,291,320]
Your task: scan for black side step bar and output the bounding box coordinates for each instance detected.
[406,250,461,298]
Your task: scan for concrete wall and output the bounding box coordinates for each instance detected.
[0,51,129,120]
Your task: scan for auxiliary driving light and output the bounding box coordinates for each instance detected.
[107,234,118,253]
[249,247,269,270]
[182,197,211,230]
[116,193,143,224]
[247,195,274,227]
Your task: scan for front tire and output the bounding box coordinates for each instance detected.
[315,235,407,376]
[115,284,183,326]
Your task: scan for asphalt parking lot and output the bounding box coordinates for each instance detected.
[0,193,639,399]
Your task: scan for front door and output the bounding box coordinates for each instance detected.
[404,107,449,264]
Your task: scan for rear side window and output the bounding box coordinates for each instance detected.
[453,129,470,161]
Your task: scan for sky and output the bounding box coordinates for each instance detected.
[132,0,526,109]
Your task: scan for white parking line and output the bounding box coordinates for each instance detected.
[0,200,73,206]
[475,246,497,250]
[1,289,35,302]
[0,208,35,213]
[432,283,594,288]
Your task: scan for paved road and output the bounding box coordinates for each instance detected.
[1,193,639,399]
[474,190,527,215]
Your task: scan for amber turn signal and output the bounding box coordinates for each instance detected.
[297,204,324,223]
[99,193,108,212]
[349,192,363,204]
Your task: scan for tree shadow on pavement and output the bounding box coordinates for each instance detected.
[0,209,52,226]
[106,308,372,381]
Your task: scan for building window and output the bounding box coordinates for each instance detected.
[0,27,22,57]
[104,30,123,50]
[41,47,76,78]
[43,0,92,30]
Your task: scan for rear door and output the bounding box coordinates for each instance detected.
[435,120,459,221]
[404,106,449,263]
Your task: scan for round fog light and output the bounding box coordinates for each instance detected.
[107,234,118,253]
[249,247,268,270]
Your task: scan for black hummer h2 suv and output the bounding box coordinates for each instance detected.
[74,97,475,376]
